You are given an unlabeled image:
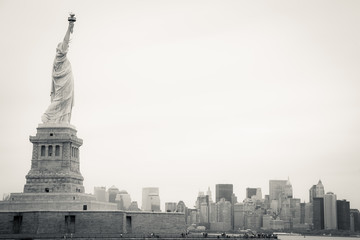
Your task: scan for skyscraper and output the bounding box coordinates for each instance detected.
[313,197,324,230]
[246,188,257,199]
[107,185,120,203]
[195,192,210,223]
[284,178,293,199]
[269,180,292,201]
[324,192,337,230]
[350,209,360,232]
[115,190,132,210]
[316,180,325,198]
[309,180,325,203]
[304,202,313,226]
[94,186,109,202]
[215,184,233,203]
[337,199,350,230]
[246,188,262,200]
[207,187,213,203]
[142,187,160,212]
[216,198,232,227]
[269,179,292,214]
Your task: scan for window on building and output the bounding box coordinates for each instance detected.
[55,145,60,156]
[48,145,53,156]
[13,215,22,234]
[126,216,132,233]
[41,145,45,156]
[65,215,76,233]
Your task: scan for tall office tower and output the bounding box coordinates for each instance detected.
[188,209,197,225]
[142,187,161,212]
[107,185,120,203]
[269,179,292,214]
[196,192,210,223]
[94,186,108,202]
[165,202,177,212]
[350,209,360,232]
[337,199,350,230]
[284,178,293,198]
[256,188,262,200]
[246,188,262,200]
[215,184,233,203]
[290,198,301,226]
[216,198,232,224]
[315,180,325,197]
[279,198,291,226]
[196,192,209,208]
[269,180,290,201]
[200,202,209,223]
[304,202,313,225]
[309,180,325,203]
[195,192,204,207]
[207,187,213,203]
[313,197,324,230]
[233,203,245,230]
[300,203,305,224]
[209,202,216,223]
[309,185,316,203]
[324,192,337,230]
[115,190,132,210]
[246,188,257,199]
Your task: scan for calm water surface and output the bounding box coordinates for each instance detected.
[279,236,360,240]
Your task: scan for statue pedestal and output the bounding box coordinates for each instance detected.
[0,123,117,211]
[24,123,84,193]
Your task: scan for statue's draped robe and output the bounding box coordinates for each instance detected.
[42,42,74,123]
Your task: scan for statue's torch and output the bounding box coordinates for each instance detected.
[68,13,76,33]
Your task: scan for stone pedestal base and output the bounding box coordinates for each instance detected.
[25,123,85,194]
[0,123,118,211]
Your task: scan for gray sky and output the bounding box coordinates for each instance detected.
[1,0,360,210]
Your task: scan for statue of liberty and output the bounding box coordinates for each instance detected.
[42,14,76,124]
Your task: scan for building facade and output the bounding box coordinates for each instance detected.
[309,180,325,203]
[141,187,160,212]
[337,199,350,230]
[324,192,337,230]
[313,197,324,230]
[215,184,233,203]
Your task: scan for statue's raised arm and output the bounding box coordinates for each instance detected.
[41,14,76,124]
[61,22,74,53]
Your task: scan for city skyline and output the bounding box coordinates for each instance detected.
[0,0,360,211]
[91,178,356,212]
[90,179,359,232]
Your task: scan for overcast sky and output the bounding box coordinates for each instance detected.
[0,0,360,210]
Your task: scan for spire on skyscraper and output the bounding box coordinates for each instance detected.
[207,187,213,203]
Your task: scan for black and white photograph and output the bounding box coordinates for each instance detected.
[0,0,359,238]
